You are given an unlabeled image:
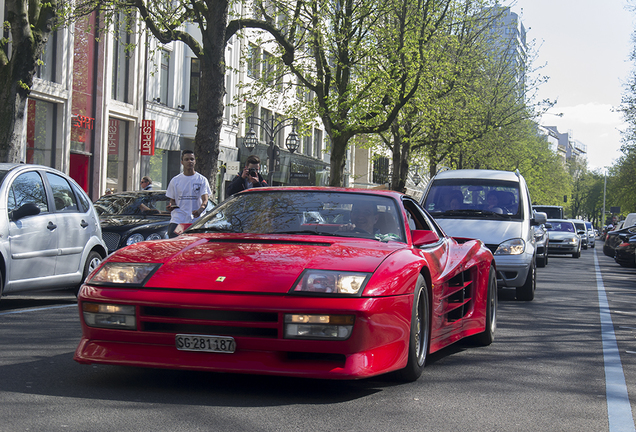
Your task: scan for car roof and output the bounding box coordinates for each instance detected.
[431,169,522,182]
[241,186,406,200]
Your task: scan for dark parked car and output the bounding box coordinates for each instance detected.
[603,224,636,259]
[614,234,636,268]
[94,190,215,253]
[534,223,550,267]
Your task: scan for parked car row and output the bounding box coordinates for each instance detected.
[603,213,636,268]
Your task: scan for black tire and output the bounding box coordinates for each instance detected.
[74,250,103,296]
[516,259,535,301]
[537,252,546,268]
[572,247,581,258]
[472,266,497,346]
[395,275,430,382]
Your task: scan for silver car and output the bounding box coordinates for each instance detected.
[546,219,581,258]
[0,164,107,299]
[422,169,546,301]
[584,221,595,249]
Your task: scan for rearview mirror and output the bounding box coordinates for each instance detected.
[9,203,40,221]
[411,229,440,246]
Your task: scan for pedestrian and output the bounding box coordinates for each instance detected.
[140,176,153,190]
[226,155,268,197]
[165,150,212,238]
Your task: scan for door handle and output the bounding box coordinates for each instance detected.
[47,221,57,230]
[80,220,89,228]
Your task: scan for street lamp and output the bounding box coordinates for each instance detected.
[245,115,299,184]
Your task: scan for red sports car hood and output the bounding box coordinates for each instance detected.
[109,233,406,294]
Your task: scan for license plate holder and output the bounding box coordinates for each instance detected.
[175,334,236,353]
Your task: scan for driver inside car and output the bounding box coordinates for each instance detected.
[339,201,379,234]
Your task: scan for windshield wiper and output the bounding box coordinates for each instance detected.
[186,227,239,233]
[275,230,343,237]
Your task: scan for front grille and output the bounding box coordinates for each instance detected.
[485,244,499,255]
[549,239,563,243]
[140,306,279,338]
[102,231,121,252]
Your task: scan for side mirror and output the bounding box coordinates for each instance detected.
[411,229,440,246]
[577,230,586,235]
[9,203,40,221]
[533,211,547,226]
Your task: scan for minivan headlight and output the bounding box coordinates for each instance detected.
[495,238,525,255]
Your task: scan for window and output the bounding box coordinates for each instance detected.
[313,129,322,158]
[189,58,200,112]
[112,11,130,102]
[247,44,261,79]
[46,173,79,212]
[160,49,170,105]
[36,30,57,82]
[245,102,257,134]
[373,157,390,185]
[262,50,275,86]
[106,118,129,193]
[303,134,312,156]
[25,98,56,166]
[8,171,49,214]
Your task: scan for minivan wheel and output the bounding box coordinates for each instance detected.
[516,260,535,301]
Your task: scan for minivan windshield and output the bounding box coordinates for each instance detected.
[424,178,522,220]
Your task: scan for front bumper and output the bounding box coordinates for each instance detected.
[74,287,413,380]
[493,254,533,288]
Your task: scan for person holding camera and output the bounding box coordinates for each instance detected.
[226,155,268,197]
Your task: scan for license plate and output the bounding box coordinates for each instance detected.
[175,334,236,353]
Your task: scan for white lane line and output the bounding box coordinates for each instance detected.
[595,249,636,432]
[0,303,76,316]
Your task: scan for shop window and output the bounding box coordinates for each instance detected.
[106,118,129,193]
[26,98,56,167]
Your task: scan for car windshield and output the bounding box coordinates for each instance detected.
[546,221,575,232]
[94,193,171,216]
[424,178,521,219]
[188,190,406,242]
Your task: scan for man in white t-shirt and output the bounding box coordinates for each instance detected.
[166,150,212,238]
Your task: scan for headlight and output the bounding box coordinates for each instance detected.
[495,238,525,255]
[126,233,145,246]
[82,302,136,329]
[88,262,160,286]
[566,237,578,245]
[290,270,370,296]
[284,314,354,340]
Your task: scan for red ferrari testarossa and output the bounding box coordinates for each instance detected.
[75,187,496,381]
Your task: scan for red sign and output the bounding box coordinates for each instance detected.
[108,119,119,155]
[71,114,95,130]
[141,120,155,156]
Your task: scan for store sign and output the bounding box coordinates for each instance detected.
[108,119,119,155]
[71,114,95,130]
[141,120,155,156]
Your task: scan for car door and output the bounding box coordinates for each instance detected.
[6,170,59,291]
[45,172,92,277]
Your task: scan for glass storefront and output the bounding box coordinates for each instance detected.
[25,99,56,166]
[106,118,129,193]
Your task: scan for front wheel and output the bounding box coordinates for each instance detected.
[516,259,535,301]
[74,251,103,296]
[472,266,497,346]
[395,275,430,382]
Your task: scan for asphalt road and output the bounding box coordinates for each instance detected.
[0,245,634,432]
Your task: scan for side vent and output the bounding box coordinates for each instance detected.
[444,269,474,322]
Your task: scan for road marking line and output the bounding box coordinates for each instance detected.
[0,304,76,316]
[595,248,636,432]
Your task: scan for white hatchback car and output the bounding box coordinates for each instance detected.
[0,163,107,299]
[422,169,546,301]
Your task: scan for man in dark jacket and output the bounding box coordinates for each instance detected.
[226,155,268,196]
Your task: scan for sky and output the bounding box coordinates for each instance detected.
[511,0,635,171]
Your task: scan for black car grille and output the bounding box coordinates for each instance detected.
[485,244,499,255]
[140,306,279,338]
[102,231,121,252]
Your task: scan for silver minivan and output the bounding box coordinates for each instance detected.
[0,164,108,299]
[421,169,546,301]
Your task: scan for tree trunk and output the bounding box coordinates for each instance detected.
[192,1,230,199]
[328,132,351,187]
[0,77,27,163]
